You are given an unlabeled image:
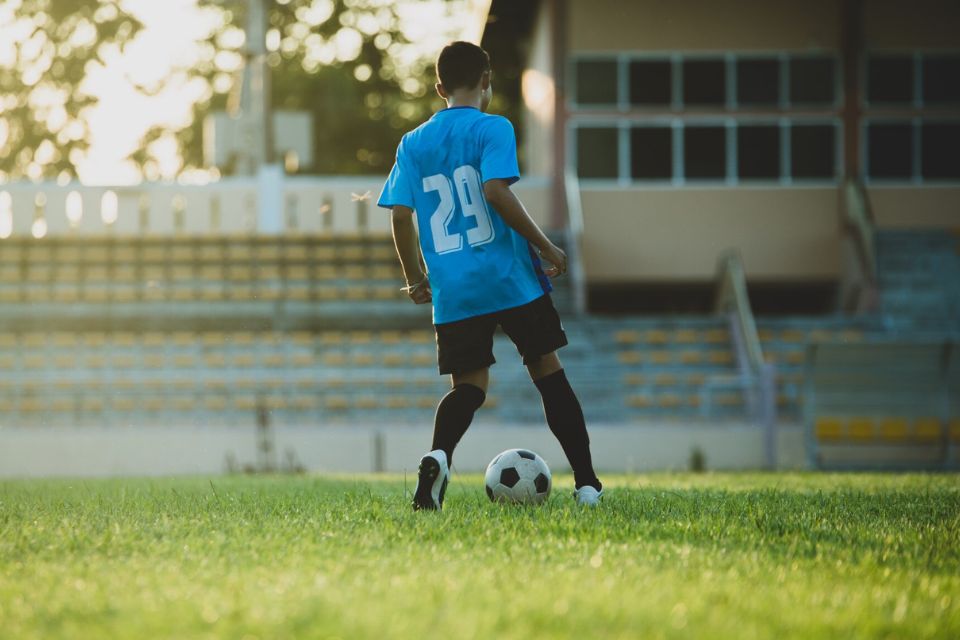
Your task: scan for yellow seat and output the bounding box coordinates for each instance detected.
[234,395,257,411]
[654,373,677,386]
[51,397,74,412]
[355,396,379,409]
[263,353,285,367]
[204,354,227,367]
[848,417,874,441]
[614,330,641,344]
[203,397,228,411]
[379,331,403,344]
[644,330,669,345]
[384,396,410,409]
[879,418,909,441]
[349,331,373,344]
[657,394,682,408]
[232,354,256,367]
[415,396,436,409]
[780,329,806,343]
[949,419,960,443]
[292,396,318,410]
[325,396,349,411]
[111,355,136,368]
[650,351,671,365]
[617,351,642,365]
[815,417,843,441]
[52,354,76,368]
[382,353,404,367]
[626,395,652,408]
[291,332,313,346]
[143,354,165,368]
[679,351,702,364]
[708,351,734,365]
[411,353,433,366]
[291,353,314,367]
[409,331,433,344]
[703,329,728,343]
[674,330,698,344]
[914,418,942,442]
[202,333,226,346]
[112,397,137,412]
[320,332,345,345]
[715,392,743,406]
[322,353,347,366]
[352,353,375,366]
[623,373,645,386]
[173,354,195,367]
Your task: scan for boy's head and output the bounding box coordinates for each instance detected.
[435,41,492,111]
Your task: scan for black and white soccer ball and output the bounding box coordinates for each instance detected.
[484,449,552,505]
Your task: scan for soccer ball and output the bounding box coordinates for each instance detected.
[484,449,552,505]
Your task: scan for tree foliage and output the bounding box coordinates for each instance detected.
[0,0,142,180]
[156,0,478,177]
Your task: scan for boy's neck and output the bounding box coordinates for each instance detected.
[445,91,483,110]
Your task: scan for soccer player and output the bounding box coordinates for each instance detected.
[377,41,603,510]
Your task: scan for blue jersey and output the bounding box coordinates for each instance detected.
[377,106,551,324]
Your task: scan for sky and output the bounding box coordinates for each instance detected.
[76,0,484,185]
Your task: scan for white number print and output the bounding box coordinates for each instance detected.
[422,165,495,254]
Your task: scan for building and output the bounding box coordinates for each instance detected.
[482,0,960,313]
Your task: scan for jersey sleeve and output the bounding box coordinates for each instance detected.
[479,116,520,186]
[377,138,415,210]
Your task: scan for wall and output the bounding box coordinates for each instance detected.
[863,0,960,49]
[0,421,807,478]
[568,0,840,53]
[868,187,960,229]
[580,187,841,281]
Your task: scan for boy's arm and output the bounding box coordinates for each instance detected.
[482,179,567,277]
[390,205,431,304]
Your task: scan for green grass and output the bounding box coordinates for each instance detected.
[1,473,959,639]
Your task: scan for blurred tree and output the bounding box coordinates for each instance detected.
[142,0,478,177]
[0,0,142,180]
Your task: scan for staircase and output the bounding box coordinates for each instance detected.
[875,229,960,334]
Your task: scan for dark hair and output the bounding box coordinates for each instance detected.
[436,41,490,92]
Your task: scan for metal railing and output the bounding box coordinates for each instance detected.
[839,177,879,313]
[715,250,777,467]
[563,168,588,316]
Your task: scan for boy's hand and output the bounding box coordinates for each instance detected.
[539,242,568,278]
[402,276,432,305]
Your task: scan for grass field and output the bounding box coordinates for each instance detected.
[1,473,958,639]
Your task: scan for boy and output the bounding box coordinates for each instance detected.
[377,41,602,510]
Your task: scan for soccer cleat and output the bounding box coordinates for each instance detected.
[574,485,603,507]
[412,450,450,511]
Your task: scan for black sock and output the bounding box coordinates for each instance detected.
[431,383,486,468]
[534,369,601,491]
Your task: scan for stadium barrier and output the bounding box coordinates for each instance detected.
[0,176,551,238]
[804,341,958,470]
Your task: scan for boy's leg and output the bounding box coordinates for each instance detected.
[528,351,601,491]
[431,367,488,468]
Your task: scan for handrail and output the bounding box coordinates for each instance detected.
[840,178,879,312]
[715,250,765,371]
[563,167,588,316]
[715,250,777,467]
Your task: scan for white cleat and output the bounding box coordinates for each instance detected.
[574,485,603,507]
[412,450,450,511]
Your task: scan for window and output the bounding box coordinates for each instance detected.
[629,60,672,106]
[922,56,960,105]
[630,127,672,179]
[790,124,835,179]
[684,126,726,179]
[789,58,836,105]
[921,122,960,179]
[738,125,780,179]
[683,60,726,106]
[574,60,618,105]
[867,123,913,179]
[867,55,914,104]
[576,127,619,179]
[737,58,779,106]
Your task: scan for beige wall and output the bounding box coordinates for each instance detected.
[511,178,551,229]
[580,187,842,281]
[568,0,840,52]
[864,0,960,49]
[868,187,960,229]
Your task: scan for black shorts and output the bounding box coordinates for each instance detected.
[435,294,568,375]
